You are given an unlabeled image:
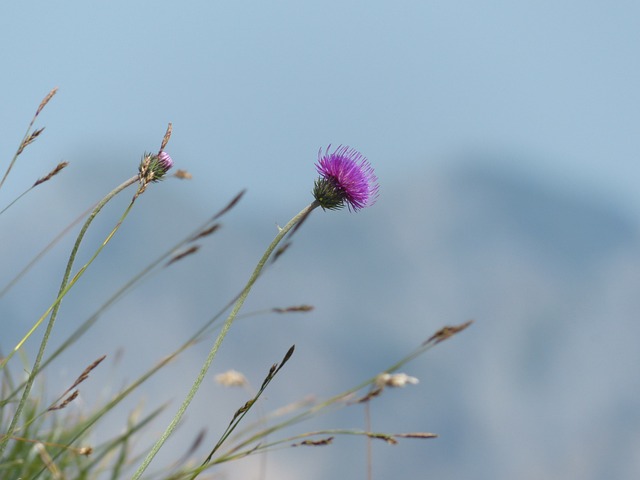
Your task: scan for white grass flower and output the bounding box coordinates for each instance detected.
[214,369,248,387]
[376,372,419,389]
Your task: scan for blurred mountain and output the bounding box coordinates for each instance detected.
[3,160,640,480]
[337,163,640,480]
[256,161,640,480]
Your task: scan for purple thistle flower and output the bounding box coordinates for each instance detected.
[313,145,379,211]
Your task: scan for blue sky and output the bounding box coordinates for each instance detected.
[1,1,639,214]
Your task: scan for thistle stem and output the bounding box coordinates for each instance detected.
[131,200,320,479]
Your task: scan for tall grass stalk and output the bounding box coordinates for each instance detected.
[131,200,320,479]
[0,175,138,456]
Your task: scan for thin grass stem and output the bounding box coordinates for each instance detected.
[131,200,320,479]
[0,175,138,457]
[213,321,472,462]
[0,88,57,193]
[0,202,96,298]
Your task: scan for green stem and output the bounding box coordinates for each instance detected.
[0,202,96,298]
[131,200,319,479]
[0,175,138,457]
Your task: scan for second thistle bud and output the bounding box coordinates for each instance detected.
[139,151,174,184]
[157,151,173,173]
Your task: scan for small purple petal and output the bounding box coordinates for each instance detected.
[158,151,173,171]
[315,145,379,211]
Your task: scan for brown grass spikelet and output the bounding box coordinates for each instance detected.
[293,437,334,447]
[0,87,59,191]
[68,355,106,391]
[272,305,314,313]
[367,432,398,444]
[35,87,58,118]
[190,223,221,241]
[136,153,153,196]
[33,161,69,187]
[211,190,246,220]
[424,319,473,346]
[174,169,192,179]
[232,399,256,421]
[173,429,207,469]
[272,242,291,263]
[394,432,438,439]
[47,390,79,411]
[355,387,384,403]
[47,355,105,411]
[166,245,200,266]
[160,122,172,151]
[16,127,45,155]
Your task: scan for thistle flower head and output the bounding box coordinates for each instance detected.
[313,145,379,212]
[138,151,173,184]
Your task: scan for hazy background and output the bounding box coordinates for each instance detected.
[2,2,640,479]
